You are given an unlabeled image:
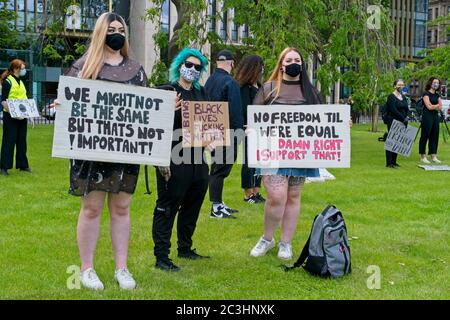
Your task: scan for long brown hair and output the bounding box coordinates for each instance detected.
[267,47,322,104]
[235,55,264,87]
[81,13,129,79]
[1,59,25,83]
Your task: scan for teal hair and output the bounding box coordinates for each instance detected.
[169,48,208,89]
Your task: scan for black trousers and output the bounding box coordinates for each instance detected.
[419,111,440,155]
[152,163,209,261]
[241,136,261,189]
[385,121,398,166]
[209,140,239,203]
[0,112,29,170]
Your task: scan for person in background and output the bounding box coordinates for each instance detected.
[63,12,147,290]
[0,59,31,176]
[152,48,210,272]
[384,79,409,168]
[419,77,443,164]
[205,50,243,219]
[249,47,323,261]
[234,55,265,204]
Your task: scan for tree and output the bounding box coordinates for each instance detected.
[414,14,450,83]
[0,0,20,48]
[147,0,397,132]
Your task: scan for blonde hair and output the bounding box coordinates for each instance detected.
[267,47,301,100]
[81,13,129,79]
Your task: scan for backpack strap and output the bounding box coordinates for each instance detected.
[282,215,318,272]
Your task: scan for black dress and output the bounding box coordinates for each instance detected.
[419,91,441,155]
[65,57,148,196]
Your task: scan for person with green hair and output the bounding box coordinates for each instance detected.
[152,47,211,272]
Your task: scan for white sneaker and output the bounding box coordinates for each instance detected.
[250,236,275,257]
[431,157,442,164]
[114,268,136,290]
[278,242,293,260]
[80,268,104,291]
[420,157,431,164]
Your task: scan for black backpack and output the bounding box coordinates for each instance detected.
[284,205,351,278]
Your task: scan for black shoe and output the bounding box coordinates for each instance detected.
[244,194,257,204]
[224,205,239,214]
[386,164,397,169]
[178,249,210,260]
[210,205,236,219]
[0,169,8,176]
[19,168,32,172]
[255,193,266,203]
[155,259,180,272]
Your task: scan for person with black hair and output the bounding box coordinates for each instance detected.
[419,77,443,164]
[235,55,265,204]
[385,79,409,168]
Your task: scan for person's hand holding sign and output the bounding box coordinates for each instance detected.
[175,93,182,111]
[158,166,171,182]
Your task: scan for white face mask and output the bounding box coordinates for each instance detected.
[180,64,201,83]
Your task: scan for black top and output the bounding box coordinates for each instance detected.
[1,75,22,102]
[423,91,441,113]
[204,68,243,130]
[240,84,258,125]
[158,82,209,164]
[386,93,409,123]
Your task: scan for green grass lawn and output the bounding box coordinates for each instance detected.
[0,123,448,300]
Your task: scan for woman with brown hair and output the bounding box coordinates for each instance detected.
[63,12,147,290]
[235,55,265,204]
[0,59,31,175]
[249,47,323,261]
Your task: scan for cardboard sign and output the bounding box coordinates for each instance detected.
[384,120,418,157]
[247,104,351,168]
[181,101,230,147]
[6,99,40,119]
[52,76,176,166]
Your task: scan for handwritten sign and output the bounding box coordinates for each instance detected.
[247,104,351,168]
[52,76,176,166]
[181,101,230,147]
[6,99,40,119]
[384,120,418,157]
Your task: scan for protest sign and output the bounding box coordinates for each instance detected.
[181,101,230,147]
[384,120,418,157]
[247,104,351,168]
[6,99,40,119]
[52,76,176,166]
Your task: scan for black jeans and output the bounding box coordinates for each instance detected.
[152,163,209,261]
[385,121,398,166]
[209,139,239,203]
[241,136,261,189]
[419,111,440,155]
[0,112,29,170]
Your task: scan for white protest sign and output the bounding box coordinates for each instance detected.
[247,104,351,168]
[384,120,418,157]
[52,76,176,166]
[6,99,40,119]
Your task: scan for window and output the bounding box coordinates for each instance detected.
[414,0,427,13]
[230,9,238,42]
[428,9,433,20]
[17,0,25,31]
[220,9,227,40]
[242,24,248,39]
[160,0,170,34]
[435,7,439,18]
[208,0,216,33]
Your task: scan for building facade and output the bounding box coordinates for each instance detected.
[427,0,450,49]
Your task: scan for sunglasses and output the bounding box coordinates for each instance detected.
[184,61,202,71]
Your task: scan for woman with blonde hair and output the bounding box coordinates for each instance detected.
[250,47,323,260]
[64,12,147,290]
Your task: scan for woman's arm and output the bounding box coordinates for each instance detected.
[423,95,437,111]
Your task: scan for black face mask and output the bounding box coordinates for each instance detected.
[105,33,125,51]
[284,63,302,77]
